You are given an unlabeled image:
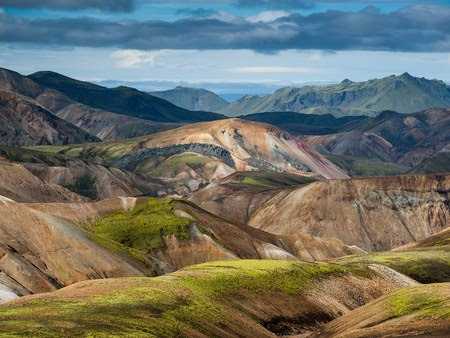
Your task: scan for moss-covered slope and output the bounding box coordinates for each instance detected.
[0,260,413,337]
[316,283,450,338]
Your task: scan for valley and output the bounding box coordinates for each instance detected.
[0,66,448,337]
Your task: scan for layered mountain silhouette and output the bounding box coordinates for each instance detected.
[0,68,225,141]
[150,86,229,112]
[221,73,450,116]
[29,71,224,122]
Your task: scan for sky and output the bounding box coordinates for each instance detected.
[1,0,450,93]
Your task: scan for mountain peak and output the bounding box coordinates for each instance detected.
[399,72,415,80]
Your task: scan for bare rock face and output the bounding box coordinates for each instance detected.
[249,174,450,251]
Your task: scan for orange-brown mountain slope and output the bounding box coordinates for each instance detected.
[192,173,449,251]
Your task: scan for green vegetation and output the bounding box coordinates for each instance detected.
[325,154,408,177]
[144,152,209,177]
[389,285,450,320]
[0,260,374,337]
[65,175,97,199]
[337,247,450,283]
[29,138,138,163]
[232,171,315,189]
[85,198,193,256]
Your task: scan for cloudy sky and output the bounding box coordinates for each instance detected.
[1,0,450,92]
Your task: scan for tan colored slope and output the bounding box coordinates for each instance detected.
[249,174,450,251]
[57,103,180,140]
[0,153,168,202]
[0,198,144,299]
[0,160,84,202]
[0,260,417,337]
[0,90,98,146]
[314,283,450,338]
[133,118,348,179]
[25,159,167,200]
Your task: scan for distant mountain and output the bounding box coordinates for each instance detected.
[220,73,450,117]
[29,71,225,123]
[303,108,450,175]
[0,68,187,140]
[150,86,229,112]
[0,90,98,146]
[243,111,368,135]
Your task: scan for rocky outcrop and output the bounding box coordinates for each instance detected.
[116,143,236,171]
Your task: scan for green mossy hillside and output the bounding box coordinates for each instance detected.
[337,246,450,283]
[389,284,450,320]
[85,198,193,257]
[144,152,209,177]
[0,260,372,337]
[231,171,316,189]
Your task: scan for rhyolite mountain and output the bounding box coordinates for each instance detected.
[150,86,229,112]
[243,108,450,175]
[304,108,450,173]
[32,118,348,195]
[221,73,450,117]
[28,71,225,123]
[243,111,369,135]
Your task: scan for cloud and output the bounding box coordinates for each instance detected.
[176,8,218,17]
[1,5,450,53]
[236,0,314,9]
[0,0,134,12]
[111,49,168,68]
[230,66,316,74]
[247,10,290,23]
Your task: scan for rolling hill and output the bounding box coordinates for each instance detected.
[150,86,229,112]
[221,73,450,117]
[0,259,416,337]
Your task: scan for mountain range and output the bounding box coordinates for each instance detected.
[0,68,224,141]
[219,73,450,116]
